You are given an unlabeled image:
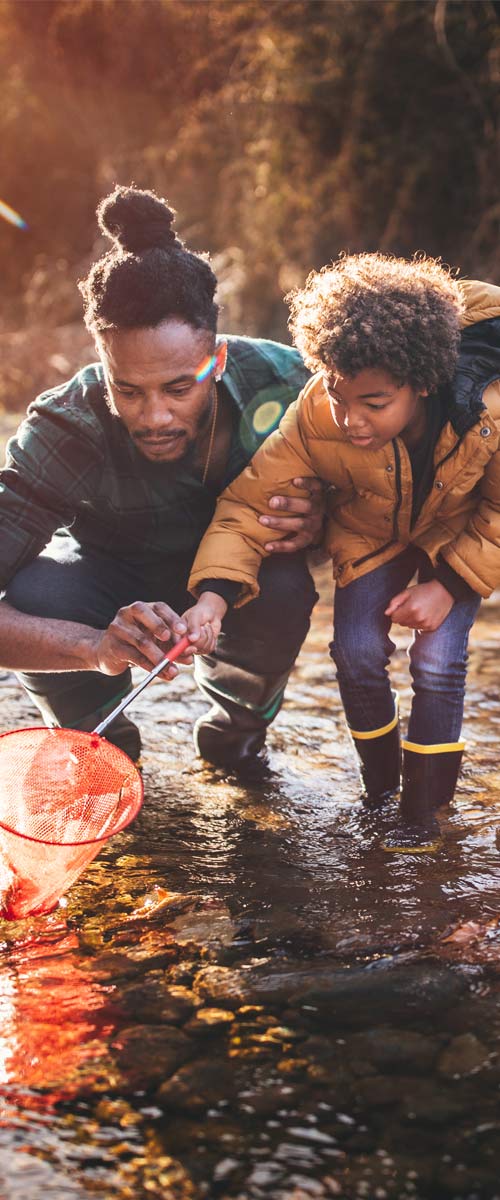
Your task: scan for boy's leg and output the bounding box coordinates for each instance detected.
[330,549,418,802]
[402,583,481,822]
[194,552,318,777]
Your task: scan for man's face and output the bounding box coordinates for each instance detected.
[323,367,427,451]
[97,320,225,463]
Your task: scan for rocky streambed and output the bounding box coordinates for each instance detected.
[1,567,500,1199]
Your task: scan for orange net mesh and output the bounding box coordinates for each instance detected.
[0,728,143,920]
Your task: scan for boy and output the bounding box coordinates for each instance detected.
[179,255,500,850]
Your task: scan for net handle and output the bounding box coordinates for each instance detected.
[94,634,192,736]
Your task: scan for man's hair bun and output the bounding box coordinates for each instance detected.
[81,182,218,332]
[97,185,180,254]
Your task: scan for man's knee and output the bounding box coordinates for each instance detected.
[244,553,317,629]
[5,558,62,619]
[5,552,109,625]
[216,555,317,676]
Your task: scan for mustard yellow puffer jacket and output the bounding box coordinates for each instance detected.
[189,280,500,603]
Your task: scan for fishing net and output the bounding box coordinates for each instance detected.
[0,727,143,920]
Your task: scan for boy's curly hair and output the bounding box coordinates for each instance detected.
[287,253,464,393]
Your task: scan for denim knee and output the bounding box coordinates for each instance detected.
[409,641,468,698]
[330,623,394,688]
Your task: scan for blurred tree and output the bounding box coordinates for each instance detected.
[0,0,499,359]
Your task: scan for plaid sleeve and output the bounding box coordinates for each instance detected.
[0,407,102,590]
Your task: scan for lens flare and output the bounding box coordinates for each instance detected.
[0,200,28,230]
[195,353,218,382]
[238,386,288,454]
[252,399,284,434]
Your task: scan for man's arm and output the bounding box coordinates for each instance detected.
[0,599,192,680]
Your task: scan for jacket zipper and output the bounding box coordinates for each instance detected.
[392,438,402,540]
[350,438,402,570]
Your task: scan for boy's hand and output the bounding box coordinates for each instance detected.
[259,476,325,553]
[181,592,228,654]
[385,581,454,632]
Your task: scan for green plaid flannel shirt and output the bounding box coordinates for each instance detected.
[0,335,309,590]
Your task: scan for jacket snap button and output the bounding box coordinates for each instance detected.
[435,480,444,489]
[480,426,491,438]
[386,464,393,472]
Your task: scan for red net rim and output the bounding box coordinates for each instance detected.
[0,727,144,847]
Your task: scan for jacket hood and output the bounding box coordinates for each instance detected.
[460,279,500,326]
[448,280,500,437]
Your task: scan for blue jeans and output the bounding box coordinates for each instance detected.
[5,532,317,733]
[330,547,481,745]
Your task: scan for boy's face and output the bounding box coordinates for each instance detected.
[324,367,427,451]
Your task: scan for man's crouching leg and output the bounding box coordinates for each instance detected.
[193,553,318,780]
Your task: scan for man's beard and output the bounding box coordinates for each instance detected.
[105,389,213,475]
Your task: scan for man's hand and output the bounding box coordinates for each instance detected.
[258,476,325,553]
[385,581,454,633]
[180,593,228,654]
[94,600,191,679]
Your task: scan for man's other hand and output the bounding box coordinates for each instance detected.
[259,476,325,553]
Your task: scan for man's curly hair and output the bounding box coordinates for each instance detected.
[287,253,464,393]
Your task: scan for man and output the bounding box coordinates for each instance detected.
[0,185,321,776]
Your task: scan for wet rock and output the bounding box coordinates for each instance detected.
[354,1075,404,1107]
[345,1027,440,1074]
[171,902,236,952]
[399,1078,468,1125]
[183,1006,235,1035]
[436,1032,491,1077]
[121,975,200,1024]
[166,961,198,985]
[237,1081,305,1115]
[94,1097,143,1127]
[300,1034,338,1060]
[88,932,179,977]
[156,1056,235,1113]
[111,1024,194,1090]
[436,1161,500,1197]
[243,961,468,1028]
[89,951,177,981]
[354,1074,468,1124]
[193,964,247,1006]
[275,1056,311,1078]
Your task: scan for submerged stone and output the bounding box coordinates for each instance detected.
[436,1032,491,1077]
[156,1056,235,1114]
[345,1026,440,1074]
[111,1025,194,1090]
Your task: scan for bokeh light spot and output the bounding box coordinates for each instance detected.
[252,400,283,434]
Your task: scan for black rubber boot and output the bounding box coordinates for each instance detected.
[193,656,289,781]
[350,710,401,808]
[382,742,464,853]
[100,713,142,764]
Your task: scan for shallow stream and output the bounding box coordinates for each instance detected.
[1,567,500,1200]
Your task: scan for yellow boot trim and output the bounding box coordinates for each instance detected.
[350,711,398,740]
[402,739,465,754]
[382,836,443,855]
